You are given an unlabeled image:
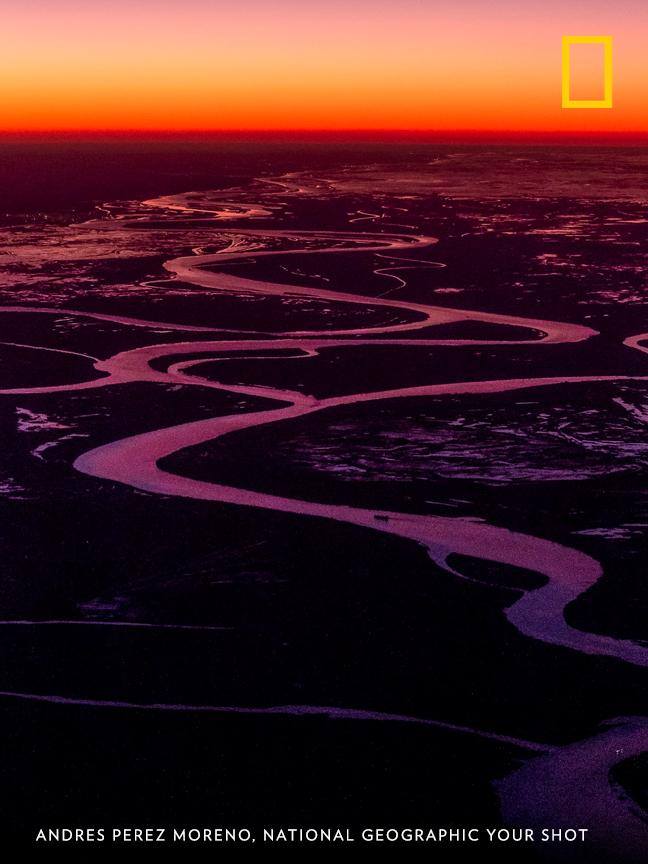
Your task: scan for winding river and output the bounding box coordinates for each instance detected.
[1,181,647,852]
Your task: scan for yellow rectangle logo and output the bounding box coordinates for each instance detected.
[562,35,613,109]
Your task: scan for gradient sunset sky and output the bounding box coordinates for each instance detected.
[2,0,647,132]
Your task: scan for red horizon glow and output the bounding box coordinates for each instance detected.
[2,129,648,142]
[2,1,647,134]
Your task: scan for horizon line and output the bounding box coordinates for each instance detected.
[1,128,648,142]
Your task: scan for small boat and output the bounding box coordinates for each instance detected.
[374,514,390,522]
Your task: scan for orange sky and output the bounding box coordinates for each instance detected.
[1,0,647,132]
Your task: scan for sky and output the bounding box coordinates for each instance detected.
[1,0,647,133]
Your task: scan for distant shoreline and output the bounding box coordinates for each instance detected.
[1,129,648,145]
